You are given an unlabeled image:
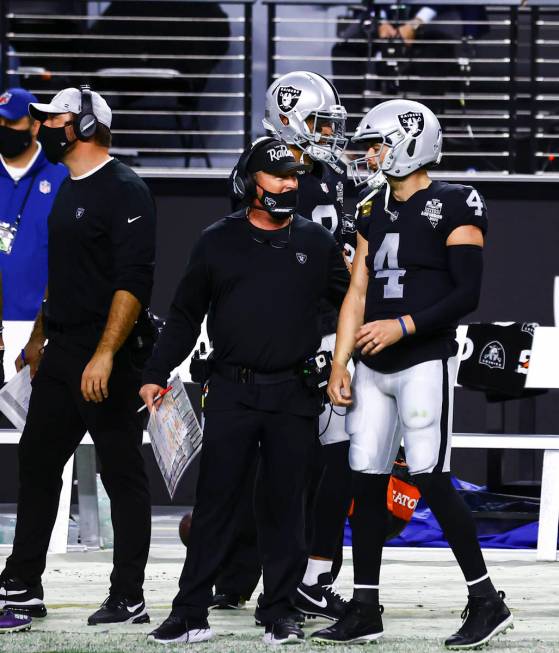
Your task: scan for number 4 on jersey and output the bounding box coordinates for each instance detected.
[466,189,484,217]
[374,233,406,299]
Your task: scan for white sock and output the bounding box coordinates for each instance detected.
[302,558,332,586]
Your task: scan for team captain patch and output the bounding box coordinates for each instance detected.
[421,198,443,228]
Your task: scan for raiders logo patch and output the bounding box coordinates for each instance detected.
[398,111,424,138]
[277,85,302,112]
[296,252,307,264]
[75,207,86,220]
[521,322,538,336]
[479,341,505,370]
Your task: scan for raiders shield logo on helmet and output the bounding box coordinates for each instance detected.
[277,86,302,112]
[398,111,424,138]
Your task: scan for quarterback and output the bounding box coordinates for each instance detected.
[314,99,513,649]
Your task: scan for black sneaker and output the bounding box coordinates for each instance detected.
[445,591,513,650]
[210,592,246,610]
[147,614,213,644]
[88,595,149,625]
[311,599,384,644]
[263,617,304,646]
[295,572,348,621]
[254,593,304,628]
[0,576,47,618]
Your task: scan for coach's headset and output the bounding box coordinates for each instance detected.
[229,136,277,204]
[74,83,98,142]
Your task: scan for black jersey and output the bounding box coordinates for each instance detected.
[357,180,488,372]
[297,160,355,335]
[297,160,356,258]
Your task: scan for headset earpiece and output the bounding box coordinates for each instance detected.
[74,84,98,142]
[230,137,276,202]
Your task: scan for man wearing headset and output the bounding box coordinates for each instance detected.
[213,71,355,622]
[0,87,157,627]
[140,137,349,646]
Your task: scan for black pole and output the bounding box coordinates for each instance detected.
[267,2,276,89]
[528,6,539,174]
[0,0,8,91]
[243,1,252,148]
[507,6,519,175]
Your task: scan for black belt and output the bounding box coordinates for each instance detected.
[214,362,299,385]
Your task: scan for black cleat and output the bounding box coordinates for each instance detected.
[209,592,246,610]
[295,573,349,621]
[0,576,47,618]
[311,599,384,644]
[254,593,304,628]
[263,617,305,646]
[88,595,149,625]
[147,614,213,644]
[445,590,513,650]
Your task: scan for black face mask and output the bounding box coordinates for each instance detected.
[257,187,298,220]
[0,125,33,159]
[37,123,73,164]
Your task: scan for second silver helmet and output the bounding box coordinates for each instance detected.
[263,70,347,166]
[350,99,443,188]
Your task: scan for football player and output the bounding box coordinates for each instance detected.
[312,99,513,648]
[265,70,355,621]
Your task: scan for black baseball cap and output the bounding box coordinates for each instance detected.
[247,138,311,175]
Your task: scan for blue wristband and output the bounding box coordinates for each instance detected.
[398,316,408,337]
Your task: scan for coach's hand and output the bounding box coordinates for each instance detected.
[356,317,412,355]
[328,361,353,407]
[81,350,113,403]
[16,337,45,379]
[139,384,165,413]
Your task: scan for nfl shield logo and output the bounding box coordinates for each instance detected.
[75,207,85,220]
[39,179,51,195]
[0,92,12,106]
[398,111,424,138]
[277,86,302,112]
[296,252,307,264]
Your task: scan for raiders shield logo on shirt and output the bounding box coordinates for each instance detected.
[398,111,424,138]
[277,85,302,112]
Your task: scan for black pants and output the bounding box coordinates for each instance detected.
[214,457,261,600]
[3,337,151,600]
[171,405,316,624]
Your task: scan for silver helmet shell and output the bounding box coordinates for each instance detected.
[262,70,348,165]
[350,99,442,188]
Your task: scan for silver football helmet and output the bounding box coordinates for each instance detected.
[350,99,443,192]
[262,70,348,165]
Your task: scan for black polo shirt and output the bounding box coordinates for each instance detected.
[46,158,156,331]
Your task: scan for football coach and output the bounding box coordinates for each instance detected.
[140,137,350,646]
[0,86,156,626]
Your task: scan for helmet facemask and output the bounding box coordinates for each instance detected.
[295,106,348,165]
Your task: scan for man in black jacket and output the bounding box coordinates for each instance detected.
[141,137,350,646]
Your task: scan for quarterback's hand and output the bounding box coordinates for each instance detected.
[327,361,353,407]
[16,337,45,379]
[81,350,113,403]
[139,384,165,413]
[356,319,405,356]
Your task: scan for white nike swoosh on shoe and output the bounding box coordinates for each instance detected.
[296,588,327,609]
[0,589,28,596]
[127,215,142,223]
[126,602,144,613]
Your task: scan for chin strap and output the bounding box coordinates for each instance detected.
[383,182,399,222]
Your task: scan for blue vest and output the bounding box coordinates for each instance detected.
[0,147,67,320]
